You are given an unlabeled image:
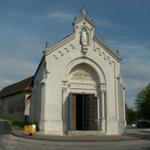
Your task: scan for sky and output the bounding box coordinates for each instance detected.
[0,0,150,108]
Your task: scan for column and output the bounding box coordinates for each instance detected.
[39,82,46,132]
[100,83,106,132]
[101,90,106,131]
[62,80,69,133]
[97,92,101,130]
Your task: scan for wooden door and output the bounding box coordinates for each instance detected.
[68,94,76,130]
[88,95,97,130]
[72,95,76,130]
[68,94,97,131]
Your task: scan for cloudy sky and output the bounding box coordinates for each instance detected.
[0,0,150,108]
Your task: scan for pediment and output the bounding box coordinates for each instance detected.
[43,15,120,63]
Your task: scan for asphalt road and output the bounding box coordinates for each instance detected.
[0,121,150,150]
[1,134,150,150]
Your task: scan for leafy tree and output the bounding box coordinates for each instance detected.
[135,83,150,120]
[125,103,136,124]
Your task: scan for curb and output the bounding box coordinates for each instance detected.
[11,131,142,142]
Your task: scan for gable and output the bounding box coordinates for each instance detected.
[43,16,120,63]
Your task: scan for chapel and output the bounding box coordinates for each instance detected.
[30,8,126,135]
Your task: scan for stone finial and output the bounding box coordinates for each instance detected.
[72,16,77,27]
[80,7,88,16]
[45,42,48,48]
[43,42,49,54]
[74,16,77,23]
[91,19,96,26]
[115,50,120,56]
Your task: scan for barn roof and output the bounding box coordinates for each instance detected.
[0,76,34,98]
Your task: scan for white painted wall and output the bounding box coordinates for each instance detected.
[30,58,46,130]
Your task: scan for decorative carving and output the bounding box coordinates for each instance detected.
[62,80,68,89]
[112,60,115,63]
[94,47,113,65]
[70,69,93,81]
[83,21,86,25]
[52,55,58,60]
[58,51,64,56]
[70,44,75,49]
[76,25,78,29]
[107,56,112,64]
[94,47,102,56]
[97,47,102,56]
[64,48,70,52]
[102,52,107,60]
[100,83,106,91]
[81,46,88,55]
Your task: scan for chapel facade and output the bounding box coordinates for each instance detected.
[30,8,126,135]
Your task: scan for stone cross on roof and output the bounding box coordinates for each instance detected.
[80,7,88,16]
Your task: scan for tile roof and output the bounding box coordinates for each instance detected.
[0,76,34,98]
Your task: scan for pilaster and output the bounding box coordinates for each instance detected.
[100,83,106,132]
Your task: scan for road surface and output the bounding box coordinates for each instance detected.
[0,121,150,150]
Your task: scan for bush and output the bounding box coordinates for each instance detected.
[11,120,25,128]
[0,113,15,121]
[0,113,25,129]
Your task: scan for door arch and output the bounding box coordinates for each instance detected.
[62,59,107,133]
[67,63,99,131]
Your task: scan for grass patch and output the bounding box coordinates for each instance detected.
[0,113,24,129]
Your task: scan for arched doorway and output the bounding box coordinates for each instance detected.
[64,63,101,131]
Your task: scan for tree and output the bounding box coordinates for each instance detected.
[125,103,136,124]
[135,83,150,120]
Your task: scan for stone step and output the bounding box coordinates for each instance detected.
[68,131,105,136]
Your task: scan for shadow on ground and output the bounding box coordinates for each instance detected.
[126,129,150,141]
[0,121,12,135]
[142,147,150,150]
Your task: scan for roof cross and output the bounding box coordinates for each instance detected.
[80,7,88,16]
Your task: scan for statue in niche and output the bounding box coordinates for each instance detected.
[80,27,89,46]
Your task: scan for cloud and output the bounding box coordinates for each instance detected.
[0,34,42,61]
[122,61,150,81]
[96,19,127,29]
[122,60,150,107]
[46,11,126,30]
[46,11,74,21]
[107,39,150,107]
[0,56,37,89]
[0,34,42,90]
